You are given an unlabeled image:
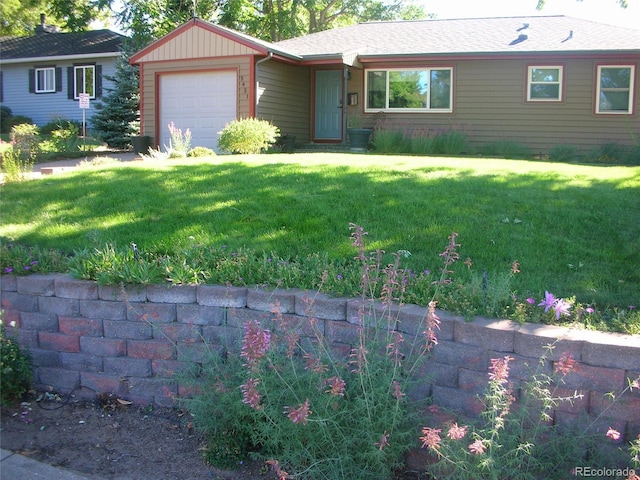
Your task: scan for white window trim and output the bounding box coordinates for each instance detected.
[595,64,635,115]
[527,65,563,102]
[35,67,55,93]
[74,65,96,100]
[364,67,453,113]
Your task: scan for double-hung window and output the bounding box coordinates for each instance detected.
[527,66,563,101]
[596,65,635,114]
[35,67,56,93]
[365,68,453,112]
[74,65,95,99]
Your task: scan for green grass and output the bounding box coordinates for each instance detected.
[1,153,638,326]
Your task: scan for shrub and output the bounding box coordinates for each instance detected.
[187,146,216,157]
[10,123,39,160]
[0,320,33,405]
[0,106,13,134]
[549,144,579,162]
[40,118,82,135]
[371,127,408,153]
[586,143,640,165]
[180,225,448,479]
[4,115,34,133]
[421,348,640,478]
[166,122,192,158]
[217,118,279,154]
[479,140,530,159]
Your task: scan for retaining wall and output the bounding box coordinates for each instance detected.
[1,274,639,454]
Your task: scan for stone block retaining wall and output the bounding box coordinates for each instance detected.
[2,274,639,451]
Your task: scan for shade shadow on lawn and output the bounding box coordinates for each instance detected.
[1,158,638,308]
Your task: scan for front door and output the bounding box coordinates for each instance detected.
[314,70,343,141]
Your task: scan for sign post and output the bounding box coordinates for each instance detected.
[79,93,90,152]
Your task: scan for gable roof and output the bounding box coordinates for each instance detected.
[275,15,640,59]
[130,18,301,65]
[0,29,125,62]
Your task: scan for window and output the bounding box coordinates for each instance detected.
[74,65,95,99]
[35,67,56,93]
[527,66,563,101]
[365,68,453,112]
[596,65,635,114]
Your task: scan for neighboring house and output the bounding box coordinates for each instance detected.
[130,16,639,155]
[0,16,125,128]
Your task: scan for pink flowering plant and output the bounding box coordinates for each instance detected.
[421,345,640,479]
[181,224,448,479]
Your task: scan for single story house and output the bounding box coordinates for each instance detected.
[130,16,639,155]
[0,16,124,129]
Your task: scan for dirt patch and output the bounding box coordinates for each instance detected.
[0,392,275,480]
[1,391,425,479]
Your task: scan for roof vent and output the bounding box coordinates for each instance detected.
[510,34,528,45]
[517,23,530,31]
[562,30,574,42]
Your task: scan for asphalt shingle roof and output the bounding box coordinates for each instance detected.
[275,15,640,58]
[0,29,124,60]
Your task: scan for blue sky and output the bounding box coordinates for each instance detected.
[417,0,640,29]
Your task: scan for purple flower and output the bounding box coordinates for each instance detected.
[538,291,557,312]
[4,267,13,274]
[585,307,595,314]
[526,297,536,305]
[554,298,572,320]
[336,274,343,280]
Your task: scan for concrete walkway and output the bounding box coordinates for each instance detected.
[1,449,101,480]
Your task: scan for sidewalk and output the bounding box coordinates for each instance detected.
[1,449,101,480]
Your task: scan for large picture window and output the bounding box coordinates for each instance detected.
[365,68,453,112]
[35,67,56,93]
[527,66,563,101]
[596,65,635,114]
[74,65,95,99]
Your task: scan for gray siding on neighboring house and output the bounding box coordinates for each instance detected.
[139,57,253,146]
[0,59,117,128]
[257,61,311,144]
[350,56,639,155]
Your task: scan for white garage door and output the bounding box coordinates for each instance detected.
[159,71,237,153]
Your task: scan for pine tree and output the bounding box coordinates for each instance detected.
[91,47,140,149]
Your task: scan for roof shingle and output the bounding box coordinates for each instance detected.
[275,15,640,58]
[0,29,124,60]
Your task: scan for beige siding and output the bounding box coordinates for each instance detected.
[257,61,311,144]
[351,57,639,155]
[135,28,260,63]
[140,58,253,145]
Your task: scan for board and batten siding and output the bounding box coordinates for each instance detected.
[140,57,253,146]
[133,27,260,64]
[257,61,311,144]
[351,56,639,155]
[0,59,117,128]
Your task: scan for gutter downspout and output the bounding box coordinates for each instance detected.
[255,52,273,118]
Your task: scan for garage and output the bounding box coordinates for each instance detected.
[159,70,237,152]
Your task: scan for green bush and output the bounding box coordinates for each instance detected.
[187,146,216,157]
[0,106,13,134]
[479,140,530,159]
[40,118,82,135]
[180,225,441,479]
[549,144,579,162]
[4,115,34,134]
[0,321,33,405]
[371,127,408,153]
[217,118,279,154]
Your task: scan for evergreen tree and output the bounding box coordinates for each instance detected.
[91,46,140,149]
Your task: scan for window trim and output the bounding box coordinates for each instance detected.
[35,66,56,93]
[526,65,564,102]
[73,64,96,100]
[595,64,635,115]
[364,67,454,113]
